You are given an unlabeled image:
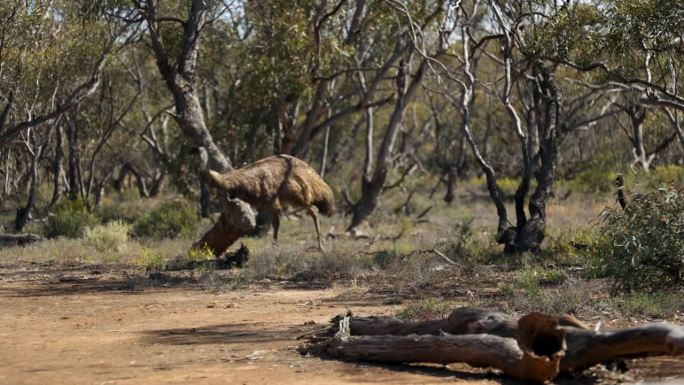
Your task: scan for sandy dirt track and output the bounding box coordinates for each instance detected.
[1,264,683,385]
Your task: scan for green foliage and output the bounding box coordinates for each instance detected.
[568,169,616,193]
[517,267,569,297]
[95,202,145,224]
[539,227,601,266]
[84,221,131,253]
[517,267,541,296]
[564,152,621,193]
[187,243,215,262]
[44,199,98,238]
[646,165,684,189]
[133,249,167,272]
[396,299,451,321]
[592,186,684,292]
[496,177,522,195]
[133,201,199,239]
[440,219,491,264]
[611,292,684,319]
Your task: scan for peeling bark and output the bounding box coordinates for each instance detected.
[302,307,684,382]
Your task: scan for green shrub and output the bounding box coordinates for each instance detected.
[647,165,684,189]
[611,292,684,318]
[187,243,215,262]
[592,186,684,292]
[563,152,621,193]
[396,299,451,321]
[95,202,147,224]
[44,199,97,238]
[133,249,167,271]
[517,267,541,296]
[133,201,199,239]
[567,169,616,193]
[84,221,131,253]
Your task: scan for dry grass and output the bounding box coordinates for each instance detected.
[3,183,681,324]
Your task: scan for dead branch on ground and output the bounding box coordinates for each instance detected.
[300,307,684,383]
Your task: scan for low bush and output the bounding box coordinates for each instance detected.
[133,200,199,239]
[646,165,684,189]
[611,292,684,319]
[396,299,451,321]
[187,243,215,262]
[133,248,167,271]
[95,201,148,224]
[567,169,616,193]
[592,186,683,292]
[84,221,131,253]
[44,199,98,238]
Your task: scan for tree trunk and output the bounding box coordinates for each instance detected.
[193,199,256,257]
[15,154,39,233]
[66,115,82,201]
[112,163,149,197]
[348,56,427,231]
[148,169,166,197]
[199,177,210,218]
[142,0,232,174]
[16,124,52,232]
[457,24,511,246]
[444,171,456,204]
[3,149,11,198]
[49,125,64,207]
[508,69,561,253]
[626,104,652,172]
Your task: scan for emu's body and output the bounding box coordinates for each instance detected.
[199,149,334,250]
[614,174,629,209]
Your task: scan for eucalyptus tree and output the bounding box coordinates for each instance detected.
[539,0,684,152]
[344,0,447,231]
[421,0,623,253]
[0,0,137,231]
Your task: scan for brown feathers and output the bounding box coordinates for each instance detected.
[200,149,335,250]
[204,154,335,216]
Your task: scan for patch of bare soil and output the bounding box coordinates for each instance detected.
[0,263,682,385]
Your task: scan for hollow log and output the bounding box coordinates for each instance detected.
[327,313,564,383]
[562,323,684,371]
[332,307,559,338]
[310,307,684,379]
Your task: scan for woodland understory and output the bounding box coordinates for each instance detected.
[1,1,684,383]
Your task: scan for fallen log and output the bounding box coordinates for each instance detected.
[327,313,564,383]
[328,307,584,338]
[303,307,684,381]
[332,307,517,337]
[562,323,684,371]
[0,233,44,247]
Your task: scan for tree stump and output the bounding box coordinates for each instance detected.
[193,198,256,257]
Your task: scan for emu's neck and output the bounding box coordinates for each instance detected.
[198,147,235,174]
[615,177,628,209]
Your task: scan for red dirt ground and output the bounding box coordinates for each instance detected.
[1,264,682,385]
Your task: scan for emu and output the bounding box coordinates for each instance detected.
[614,174,630,209]
[198,148,335,250]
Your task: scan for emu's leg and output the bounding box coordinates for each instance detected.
[307,206,325,251]
[271,212,280,245]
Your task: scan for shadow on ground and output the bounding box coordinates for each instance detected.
[0,263,206,297]
[139,322,313,346]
